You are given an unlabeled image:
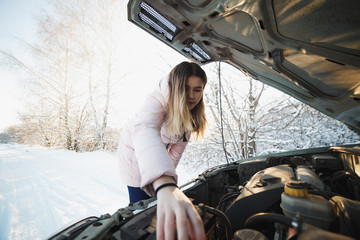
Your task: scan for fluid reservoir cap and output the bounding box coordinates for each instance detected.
[284,181,308,197]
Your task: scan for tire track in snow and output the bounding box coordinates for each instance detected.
[0,144,128,240]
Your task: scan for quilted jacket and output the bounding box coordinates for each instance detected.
[117,75,191,196]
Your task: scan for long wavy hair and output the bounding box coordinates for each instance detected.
[166,61,207,139]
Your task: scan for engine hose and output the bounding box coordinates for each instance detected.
[266,156,296,168]
[198,203,232,240]
[244,212,293,230]
[216,192,239,211]
[308,189,343,199]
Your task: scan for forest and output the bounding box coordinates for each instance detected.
[1,0,359,169]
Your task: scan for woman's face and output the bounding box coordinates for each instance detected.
[185,76,204,110]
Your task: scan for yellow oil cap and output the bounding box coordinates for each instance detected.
[284,181,308,197]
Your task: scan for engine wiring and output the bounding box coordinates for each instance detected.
[198,203,233,240]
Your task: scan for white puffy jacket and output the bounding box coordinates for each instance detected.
[117,75,190,196]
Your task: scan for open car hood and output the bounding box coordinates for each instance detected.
[127,0,360,132]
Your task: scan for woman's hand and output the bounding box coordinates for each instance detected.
[153,177,206,240]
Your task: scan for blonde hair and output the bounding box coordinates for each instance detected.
[166,61,207,139]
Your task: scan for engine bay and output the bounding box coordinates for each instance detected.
[194,147,360,239]
[49,145,360,239]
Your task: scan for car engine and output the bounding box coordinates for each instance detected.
[49,146,360,240]
[222,160,360,240]
[119,150,360,240]
[193,153,360,240]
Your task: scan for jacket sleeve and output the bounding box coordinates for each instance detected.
[131,87,177,196]
[168,133,191,168]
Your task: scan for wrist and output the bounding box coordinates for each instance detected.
[152,175,176,189]
[155,182,178,196]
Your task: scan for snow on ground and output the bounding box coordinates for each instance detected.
[0,144,201,240]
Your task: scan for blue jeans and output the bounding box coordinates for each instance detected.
[127,186,151,203]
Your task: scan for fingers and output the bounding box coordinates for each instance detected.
[157,201,177,240]
[187,220,196,240]
[186,206,205,240]
[165,211,176,240]
[156,188,205,240]
[175,202,205,240]
[175,208,189,240]
[156,207,165,240]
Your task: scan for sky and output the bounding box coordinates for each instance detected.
[0,0,42,49]
[0,0,188,131]
[0,0,45,131]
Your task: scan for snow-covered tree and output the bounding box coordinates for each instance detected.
[1,0,125,151]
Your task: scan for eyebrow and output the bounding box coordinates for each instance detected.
[186,85,203,89]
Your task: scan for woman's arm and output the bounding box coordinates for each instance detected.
[167,140,188,168]
[152,176,205,240]
[131,80,204,238]
[131,91,177,195]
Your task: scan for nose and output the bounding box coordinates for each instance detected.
[188,90,195,99]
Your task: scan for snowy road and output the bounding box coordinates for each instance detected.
[0,144,200,239]
[0,144,128,240]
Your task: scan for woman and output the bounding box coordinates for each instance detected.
[117,61,207,240]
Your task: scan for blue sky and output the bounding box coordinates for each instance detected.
[0,0,44,50]
[0,0,46,131]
